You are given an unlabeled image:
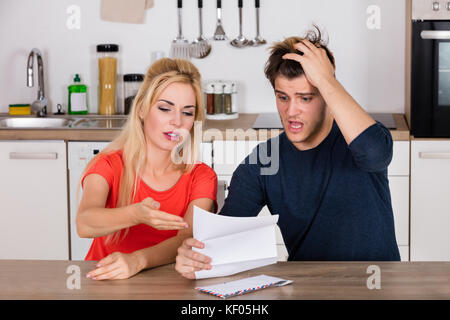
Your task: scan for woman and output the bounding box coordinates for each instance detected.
[76,58,217,280]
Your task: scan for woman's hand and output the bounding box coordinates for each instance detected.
[86,251,143,280]
[133,197,189,230]
[282,39,336,89]
[175,237,212,279]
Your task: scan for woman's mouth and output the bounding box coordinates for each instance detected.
[163,131,181,141]
[288,120,304,133]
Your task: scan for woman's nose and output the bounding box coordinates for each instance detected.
[170,112,182,127]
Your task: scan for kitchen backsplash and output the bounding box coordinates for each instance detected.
[0,0,405,114]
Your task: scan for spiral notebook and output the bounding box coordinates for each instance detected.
[195,275,293,299]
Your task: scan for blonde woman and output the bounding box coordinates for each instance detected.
[76,58,217,280]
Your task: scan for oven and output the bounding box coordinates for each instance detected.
[411,0,450,137]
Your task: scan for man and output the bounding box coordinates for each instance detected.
[175,28,400,279]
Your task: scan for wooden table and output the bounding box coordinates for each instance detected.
[0,260,449,300]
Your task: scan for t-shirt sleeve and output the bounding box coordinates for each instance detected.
[81,155,115,190]
[348,121,393,172]
[189,164,218,207]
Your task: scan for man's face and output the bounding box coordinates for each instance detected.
[274,74,328,150]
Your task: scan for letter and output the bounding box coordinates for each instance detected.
[209,307,215,318]
[366,5,381,30]
[366,265,381,289]
[66,265,81,290]
[66,5,81,30]
[181,307,187,315]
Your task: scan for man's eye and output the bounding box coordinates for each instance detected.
[301,96,312,102]
[277,95,288,102]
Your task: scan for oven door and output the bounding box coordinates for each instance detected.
[412,21,450,137]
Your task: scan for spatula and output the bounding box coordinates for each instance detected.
[170,0,190,59]
[191,0,211,58]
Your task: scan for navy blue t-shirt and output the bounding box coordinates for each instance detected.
[219,121,400,261]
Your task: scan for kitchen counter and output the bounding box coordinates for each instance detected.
[1,260,449,300]
[0,113,410,141]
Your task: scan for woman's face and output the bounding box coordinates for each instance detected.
[142,81,197,152]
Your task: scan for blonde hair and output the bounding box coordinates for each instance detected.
[79,58,204,244]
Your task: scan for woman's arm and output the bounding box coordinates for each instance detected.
[76,174,188,238]
[86,197,215,280]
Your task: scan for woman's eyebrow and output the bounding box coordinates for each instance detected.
[158,99,196,109]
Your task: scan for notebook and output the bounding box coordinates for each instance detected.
[195,275,293,299]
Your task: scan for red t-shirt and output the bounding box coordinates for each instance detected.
[81,150,217,261]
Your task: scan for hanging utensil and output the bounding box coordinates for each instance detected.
[249,0,266,46]
[191,0,211,58]
[213,0,227,41]
[230,0,249,48]
[170,0,190,59]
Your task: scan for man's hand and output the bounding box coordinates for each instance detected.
[282,39,336,89]
[175,238,212,279]
[86,251,144,280]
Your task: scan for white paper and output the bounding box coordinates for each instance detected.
[193,206,279,279]
[195,274,293,299]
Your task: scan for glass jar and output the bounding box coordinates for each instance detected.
[205,82,215,115]
[231,82,238,113]
[213,82,224,114]
[123,73,144,115]
[97,44,119,115]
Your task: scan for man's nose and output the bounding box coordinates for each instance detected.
[286,100,301,118]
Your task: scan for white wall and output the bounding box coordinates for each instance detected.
[0,0,405,114]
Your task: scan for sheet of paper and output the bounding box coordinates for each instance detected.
[195,274,293,299]
[192,206,279,279]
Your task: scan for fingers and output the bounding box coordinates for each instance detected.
[87,256,120,280]
[142,197,160,209]
[147,210,189,230]
[175,238,212,278]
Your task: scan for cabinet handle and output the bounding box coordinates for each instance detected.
[418,152,450,159]
[9,152,58,160]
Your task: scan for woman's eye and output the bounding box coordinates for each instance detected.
[183,112,194,117]
[158,106,171,112]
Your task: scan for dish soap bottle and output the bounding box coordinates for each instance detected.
[68,74,88,114]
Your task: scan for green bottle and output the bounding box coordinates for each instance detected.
[68,74,88,114]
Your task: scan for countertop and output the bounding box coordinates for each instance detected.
[0,113,410,141]
[1,260,449,300]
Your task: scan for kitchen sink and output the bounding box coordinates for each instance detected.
[71,117,127,129]
[0,117,72,128]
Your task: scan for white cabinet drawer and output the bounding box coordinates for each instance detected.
[388,141,410,176]
[388,176,409,246]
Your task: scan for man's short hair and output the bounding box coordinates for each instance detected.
[264,26,335,88]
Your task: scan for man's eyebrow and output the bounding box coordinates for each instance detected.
[158,99,196,108]
[274,89,316,96]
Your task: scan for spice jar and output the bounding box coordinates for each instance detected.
[97,44,119,115]
[223,82,233,114]
[123,73,144,115]
[231,82,238,113]
[213,82,224,114]
[205,83,215,115]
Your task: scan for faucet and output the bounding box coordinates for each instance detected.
[27,48,48,117]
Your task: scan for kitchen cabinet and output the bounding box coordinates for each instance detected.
[411,140,450,261]
[0,140,68,259]
[213,140,410,262]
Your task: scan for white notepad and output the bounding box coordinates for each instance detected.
[192,206,279,279]
[195,275,293,299]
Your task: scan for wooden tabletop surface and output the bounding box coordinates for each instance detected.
[1,260,449,300]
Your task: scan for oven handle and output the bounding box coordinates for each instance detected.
[420,30,450,40]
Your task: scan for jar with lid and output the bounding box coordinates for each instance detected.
[223,82,233,115]
[205,82,215,115]
[97,44,120,115]
[231,82,238,113]
[213,82,224,114]
[124,73,144,115]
